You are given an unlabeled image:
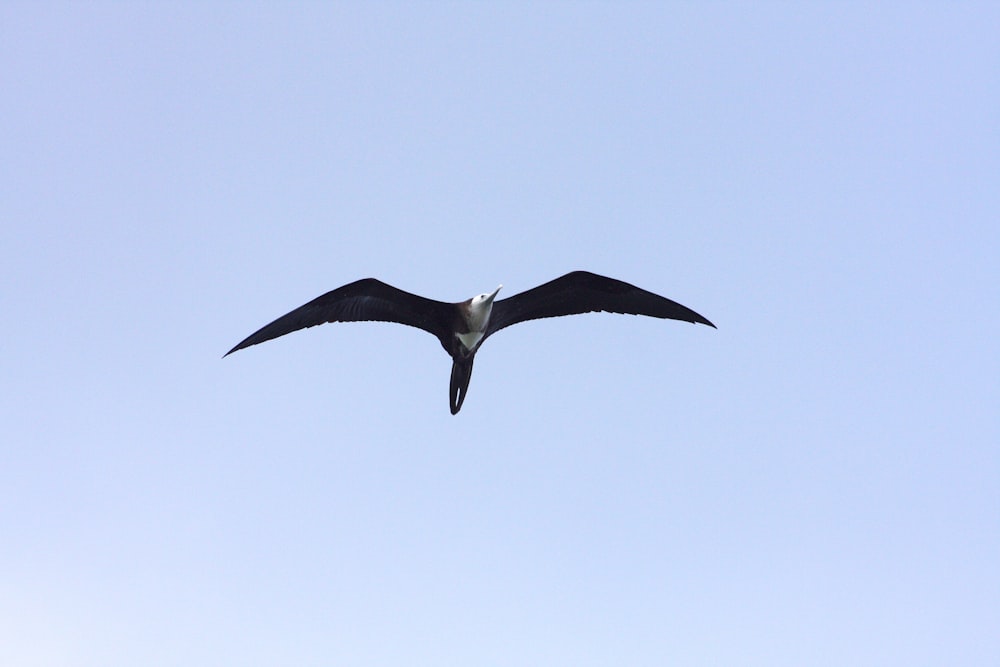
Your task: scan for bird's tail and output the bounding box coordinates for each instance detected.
[449,357,475,415]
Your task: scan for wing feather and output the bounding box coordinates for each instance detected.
[485,271,714,338]
[225,278,451,356]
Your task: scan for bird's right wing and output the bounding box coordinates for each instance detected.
[485,271,715,338]
[225,278,452,356]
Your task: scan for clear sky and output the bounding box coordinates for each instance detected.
[2,2,997,665]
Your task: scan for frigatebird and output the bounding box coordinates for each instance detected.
[225,271,714,414]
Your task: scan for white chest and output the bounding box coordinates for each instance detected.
[456,330,485,351]
[456,289,498,351]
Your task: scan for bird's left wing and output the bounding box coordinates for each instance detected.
[225,278,452,356]
[485,271,715,338]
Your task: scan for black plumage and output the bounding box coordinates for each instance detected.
[225,271,715,414]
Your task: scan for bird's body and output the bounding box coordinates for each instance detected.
[225,271,715,414]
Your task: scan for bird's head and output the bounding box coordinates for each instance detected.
[465,285,502,331]
[471,285,502,308]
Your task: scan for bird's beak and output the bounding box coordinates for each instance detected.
[488,285,502,302]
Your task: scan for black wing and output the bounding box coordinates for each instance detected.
[225,278,453,356]
[485,271,715,338]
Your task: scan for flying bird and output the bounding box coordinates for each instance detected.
[225,271,715,414]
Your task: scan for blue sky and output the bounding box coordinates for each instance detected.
[2,2,997,665]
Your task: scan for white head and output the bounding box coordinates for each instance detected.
[471,284,502,307]
[465,285,502,329]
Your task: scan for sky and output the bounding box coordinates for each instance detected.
[1,2,998,665]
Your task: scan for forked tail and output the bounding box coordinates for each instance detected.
[449,357,475,415]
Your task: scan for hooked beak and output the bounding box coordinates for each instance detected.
[488,284,503,302]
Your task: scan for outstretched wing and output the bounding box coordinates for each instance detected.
[225,278,452,356]
[485,271,715,338]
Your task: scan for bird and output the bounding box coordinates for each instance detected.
[225,271,715,414]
